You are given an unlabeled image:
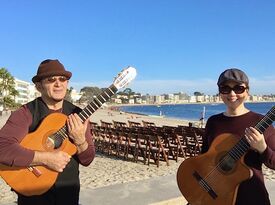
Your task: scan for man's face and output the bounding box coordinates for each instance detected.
[37,76,68,103]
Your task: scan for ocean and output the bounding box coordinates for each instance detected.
[119,102,275,122]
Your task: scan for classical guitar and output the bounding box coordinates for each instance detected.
[177,106,275,205]
[0,66,137,196]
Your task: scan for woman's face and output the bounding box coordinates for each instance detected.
[219,81,249,110]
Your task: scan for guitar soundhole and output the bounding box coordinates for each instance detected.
[219,155,236,173]
[45,135,62,150]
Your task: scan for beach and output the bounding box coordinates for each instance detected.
[0,108,275,204]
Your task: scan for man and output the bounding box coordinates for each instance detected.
[202,68,275,205]
[0,59,95,205]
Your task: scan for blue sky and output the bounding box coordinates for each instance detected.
[0,0,274,95]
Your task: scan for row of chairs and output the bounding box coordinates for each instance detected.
[92,119,157,128]
[91,120,204,167]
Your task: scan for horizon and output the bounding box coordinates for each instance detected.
[1,1,275,95]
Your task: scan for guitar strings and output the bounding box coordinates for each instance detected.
[200,108,274,192]
[204,110,273,186]
[51,86,117,148]
[203,110,274,190]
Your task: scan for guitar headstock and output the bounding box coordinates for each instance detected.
[113,66,137,89]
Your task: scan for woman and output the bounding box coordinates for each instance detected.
[201,68,275,205]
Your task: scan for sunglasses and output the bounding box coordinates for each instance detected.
[219,85,247,94]
[44,76,68,83]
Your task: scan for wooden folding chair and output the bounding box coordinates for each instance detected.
[113,120,128,128]
[147,133,169,167]
[142,120,156,128]
[128,120,142,128]
[135,134,149,164]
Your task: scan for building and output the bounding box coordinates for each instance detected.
[70,89,82,103]
[14,78,40,104]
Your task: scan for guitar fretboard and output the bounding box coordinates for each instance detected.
[53,84,118,146]
[78,85,118,122]
[228,106,275,161]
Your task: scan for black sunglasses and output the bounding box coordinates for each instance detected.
[219,85,247,94]
[45,76,68,83]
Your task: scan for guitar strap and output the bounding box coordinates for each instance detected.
[26,97,82,192]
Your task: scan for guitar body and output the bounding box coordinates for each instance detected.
[0,113,77,196]
[177,133,251,205]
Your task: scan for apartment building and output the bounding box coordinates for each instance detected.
[14,78,40,104]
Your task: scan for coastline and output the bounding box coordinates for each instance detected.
[90,107,199,127]
[107,103,204,125]
[108,100,275,107]
[111,101,275,124]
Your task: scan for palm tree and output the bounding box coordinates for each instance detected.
[0,68,18,109]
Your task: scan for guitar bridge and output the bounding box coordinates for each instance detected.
[27,166,42,177]
[193,171,218,199]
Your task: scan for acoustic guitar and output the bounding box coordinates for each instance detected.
[177,106,275,205]
[0,66,137,196]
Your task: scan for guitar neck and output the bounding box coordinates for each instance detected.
[229,106,275,161]
[78,84,118,122]
[56,84,118,141]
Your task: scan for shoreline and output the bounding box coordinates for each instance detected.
[89,108,199,128]
[108,100,275,107]
[108,101,274,126]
